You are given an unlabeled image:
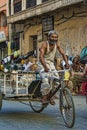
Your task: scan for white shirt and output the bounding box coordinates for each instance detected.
[23,62,33,72]
[61,60,73,69]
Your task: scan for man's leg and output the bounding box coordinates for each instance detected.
[40,72,51,104]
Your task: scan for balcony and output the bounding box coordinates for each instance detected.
[7,0,83,24]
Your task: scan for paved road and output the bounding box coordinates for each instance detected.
[0,95,87,130]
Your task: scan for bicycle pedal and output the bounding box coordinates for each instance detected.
[50,100,55,105]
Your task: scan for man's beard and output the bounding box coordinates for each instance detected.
[49,39,57,44]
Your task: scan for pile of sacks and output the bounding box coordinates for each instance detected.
[19,74,36,87]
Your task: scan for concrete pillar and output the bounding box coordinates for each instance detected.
[22,0,26,10]
[8,24,12,42]
[37,0,42,5]
[11,0,14,15]
[7,0,9,16]
[20,33,22,55]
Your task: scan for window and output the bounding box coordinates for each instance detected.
[14,0,22,13]
[1,15,7,27]
[42,16,54,32]
[32,35,37,50]
[9,0,11,15]
[26,0,36,9]
[2,15,7,27]
[30,35,37,51]
[42,0,48,3]
[12,32,20,51]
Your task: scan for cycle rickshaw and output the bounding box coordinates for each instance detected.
[0,69,75,128]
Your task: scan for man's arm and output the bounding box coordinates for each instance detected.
[39,42,49,71]
[82,65,87,76]
[57,43,69,66]
[72,65,87,77]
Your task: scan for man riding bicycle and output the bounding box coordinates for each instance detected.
[39,30,69,104]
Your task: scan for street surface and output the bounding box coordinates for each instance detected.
[0,95,87,130]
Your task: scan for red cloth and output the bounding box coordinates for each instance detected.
[81,82,87,95]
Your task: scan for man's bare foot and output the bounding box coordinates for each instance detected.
[53,95,59,99]
[42,95,49,104]
[50,98,55,105]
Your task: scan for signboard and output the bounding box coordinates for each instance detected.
[0,31,6,43]
[42,16,54,32]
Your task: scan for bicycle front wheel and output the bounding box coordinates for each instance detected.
[59,87,75,128]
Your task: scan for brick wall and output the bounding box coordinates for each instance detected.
[0,0,8,38]
[23,4,87,57]
[0,0,7,11]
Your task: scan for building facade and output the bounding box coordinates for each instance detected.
[7,0,87,57]
[0,0,8,59]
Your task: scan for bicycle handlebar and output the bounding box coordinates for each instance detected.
[1,69,71,75]
[40,69,70,73]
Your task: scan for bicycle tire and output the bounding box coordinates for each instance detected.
[29,101,44,113]
[59,87,75,128]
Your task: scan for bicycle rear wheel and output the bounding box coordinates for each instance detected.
[29,100,44,113]
[28,80,44,113]
[59,87,75,128]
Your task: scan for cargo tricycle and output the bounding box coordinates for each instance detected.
[0,69,75,128]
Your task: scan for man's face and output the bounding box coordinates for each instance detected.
[49,34,58,45]
[25,59,29,64]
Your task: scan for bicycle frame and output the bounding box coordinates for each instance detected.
[41,69,70,100]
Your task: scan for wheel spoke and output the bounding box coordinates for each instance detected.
[59,87,75,128]
[29,100,44,113]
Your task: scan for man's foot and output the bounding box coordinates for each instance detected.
[50,98,55,105]
[71,92,77,96]
[53,95,59,99]
[42,95,49,104]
